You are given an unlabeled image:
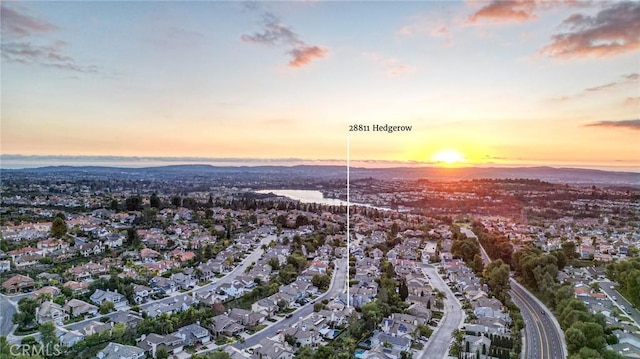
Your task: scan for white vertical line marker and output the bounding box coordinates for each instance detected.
[346,133,350,307]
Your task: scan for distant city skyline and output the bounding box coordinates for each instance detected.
[2,1,639,170]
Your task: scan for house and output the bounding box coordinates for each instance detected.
[209,314,245,337]
[34,286,61,298]
[110,311,143,329]
[464,334,492,356]
[370,331,411,352]
[102,233,124,249]
[253,337,295,359]
[56,327,85,348]
[2,274,35,293]
[224,346,252,359]
[63,281,90,294]
[283,321,323,347]
[90,289,128,308]
[252,297,279,317]
[36,301,69,325]
[176,323,211,346]
[219,281,247,298]
[228,308,266,327]
[81,321,112,336]
[0,260,11,272]
[64,299,99,318]
[136,333,184,358]
[97,342,145,359]
[140,248,161,262]
[79,242,103,257]
[170,272,196,290]
[150,276,177,295]
[133,285,152,304]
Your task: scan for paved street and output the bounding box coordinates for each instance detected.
[0,294,18,337]
[231,257,348,351]
[5,234,278,341]
[471,227,566,359]
[416,265,464,359]
[596,280,640,328]
[511,280,565,359]
[140,234,277,313]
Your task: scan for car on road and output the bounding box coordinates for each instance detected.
[541,311,545,315]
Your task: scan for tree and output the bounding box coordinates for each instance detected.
[125,195,142,211]
[484,259,510,302]
[311,274,331,291]
[150,193,161,208]
[156,347,169,359]
[399,279,409,301]
[361,302,385,331]
[268,257,280,270]
[99,301,115,314]
[51,217,67,238]
[110,198,119,211]
[284,333,297,347]
[39,322,57,351]
[126,228,140,247]
[294,346,315,359]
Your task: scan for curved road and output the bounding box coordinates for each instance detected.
[463,227,566,359]
[510,280,565,359]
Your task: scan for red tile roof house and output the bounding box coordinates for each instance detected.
[2,274,35,294]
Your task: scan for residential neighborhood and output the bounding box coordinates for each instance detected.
[1,171,639,359]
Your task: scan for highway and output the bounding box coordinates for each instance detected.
[464,227,566,359]
[511,279,565,359]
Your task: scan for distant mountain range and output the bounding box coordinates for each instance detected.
[3,164,639,186]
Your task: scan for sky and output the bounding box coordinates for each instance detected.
[1,1,639,171]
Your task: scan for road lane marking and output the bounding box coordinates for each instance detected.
[512,288,549,359]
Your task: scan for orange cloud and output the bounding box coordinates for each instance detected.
[242,10,328,68]
[540,2,640,58]
[288,45,328,68]
[467,0,538,23]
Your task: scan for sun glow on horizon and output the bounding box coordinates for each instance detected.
[431,149,466,166]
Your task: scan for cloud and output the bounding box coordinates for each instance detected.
[584,119,640,130]
[241,11,328,68]
[0,5,59,37]
[467,0,538,24]
[1,4,101,74]
[540,1,640,58]
[396,14,452,46]
[288,46,328,68]
[241,15,300,46]
[2,41,99,73]
[364,52,416,77]
[552,72,639,101]
[585,82,617,92]
[624,97,640,105]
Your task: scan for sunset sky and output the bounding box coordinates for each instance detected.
[1,1,639,170]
